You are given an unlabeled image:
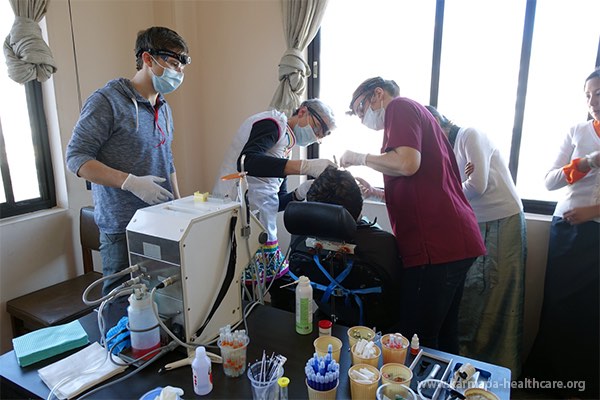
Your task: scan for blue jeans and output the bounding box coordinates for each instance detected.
[397,257,475,354]
[99,232,130,296]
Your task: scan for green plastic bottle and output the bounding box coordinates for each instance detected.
[295,276,312,334]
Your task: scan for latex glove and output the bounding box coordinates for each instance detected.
[355,176,384,201]
[157,386,184,400]
[355,176,374,198]
[105,316,130,355]
[294,180,314,201]
[121,174,174,205]
[299,159,337,177]
[340,150,367,167]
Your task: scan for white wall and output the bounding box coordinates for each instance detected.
[0,0,550,362]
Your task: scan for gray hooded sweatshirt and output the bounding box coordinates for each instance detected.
[66,78,175,234]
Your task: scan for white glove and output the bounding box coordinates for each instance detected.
[340,150,368,167]
[121,174,174,205]
[355,176,384,201]
[294,180,314,201]
[299,159,337,177]
[157,386,184,400]
[355,176,374,198]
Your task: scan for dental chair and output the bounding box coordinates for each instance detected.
[272,201,401,331]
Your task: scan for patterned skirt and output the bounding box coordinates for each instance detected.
[244,240,289,284]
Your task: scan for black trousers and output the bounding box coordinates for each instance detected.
[396,258,475,354]
[523,217,599,399]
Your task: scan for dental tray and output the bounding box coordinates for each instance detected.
[408,350,453,399]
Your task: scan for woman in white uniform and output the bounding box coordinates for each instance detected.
[524,68,599,399]
[213,99,336,286]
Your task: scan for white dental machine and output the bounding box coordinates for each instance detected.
[125,194,265,347]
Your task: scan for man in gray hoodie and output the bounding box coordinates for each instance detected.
[66,27,190,295]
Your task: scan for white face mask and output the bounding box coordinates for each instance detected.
[150,57,184,94]
[294,124,318,147]
[362,102,385,131]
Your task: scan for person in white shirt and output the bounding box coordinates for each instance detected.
[524,68,599,399]
[426,105,526,378]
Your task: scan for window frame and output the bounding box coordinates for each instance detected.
[0,80,56,218]
[307,0,600,216]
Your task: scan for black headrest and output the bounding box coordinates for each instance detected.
[283,202,357,242]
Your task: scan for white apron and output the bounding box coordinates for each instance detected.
[212,110,292,242]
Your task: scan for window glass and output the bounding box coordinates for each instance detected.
[0,1,41,203]
[318,0,436,187]
[315,0,599,211]
[436,0,525,167]
[516,0,600,202]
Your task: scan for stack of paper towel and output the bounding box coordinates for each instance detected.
[12,320,89,367]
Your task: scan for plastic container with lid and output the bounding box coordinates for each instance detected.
[127,288,160,360]
[278,376,290,400]
[318,320,332,336]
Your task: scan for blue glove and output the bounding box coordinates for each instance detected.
[106,316,131,355]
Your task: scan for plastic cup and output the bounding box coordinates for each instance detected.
[464,388,501,400]
[380,333,409,365]
[350,343,381,367]
[380,363,413,386]
[306,379,339,400]
[247,361,284,400]
[376,383,418,400]
[418,379,473,400]
[313,335,343,363]
[348,363,380,400]
[347,326,376,348]
[218,337,249,377]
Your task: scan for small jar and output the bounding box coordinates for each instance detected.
[318,320,332,336]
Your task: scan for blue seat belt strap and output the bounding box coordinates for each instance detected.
[286,256,383,325]
[313,255,354,304]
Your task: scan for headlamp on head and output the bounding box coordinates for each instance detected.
[347,78,386,116]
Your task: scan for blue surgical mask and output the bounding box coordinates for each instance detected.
[294,124,318,147]
[362,102,385,131]
[150,58,184,94]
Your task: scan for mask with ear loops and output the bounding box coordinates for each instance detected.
[362,93,385,131]
[150,56,184,94]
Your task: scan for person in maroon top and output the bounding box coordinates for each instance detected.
[341,77,486,353]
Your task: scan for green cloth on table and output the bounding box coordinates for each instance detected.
[12,320,89,367]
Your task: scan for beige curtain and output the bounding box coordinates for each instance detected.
[269,0,329,116]
[3,0,57,83]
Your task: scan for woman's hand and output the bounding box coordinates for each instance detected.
[563,205,600,225]
[465,161,474,177]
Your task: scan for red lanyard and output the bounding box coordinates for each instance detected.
[154,106,167,147]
